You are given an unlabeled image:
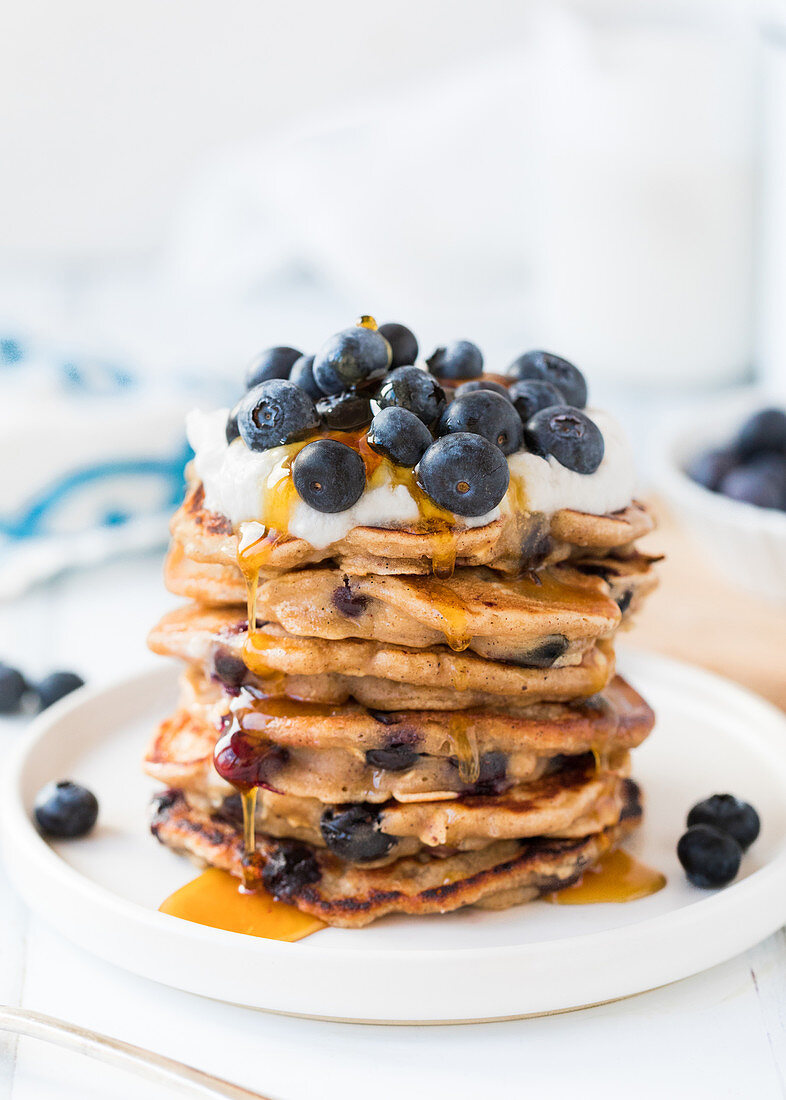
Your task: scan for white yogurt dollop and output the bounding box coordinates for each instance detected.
[187,406,635,549]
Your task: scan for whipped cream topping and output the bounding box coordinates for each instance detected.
[187,406,636,549]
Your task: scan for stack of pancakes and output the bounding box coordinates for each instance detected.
[146,467,659,927]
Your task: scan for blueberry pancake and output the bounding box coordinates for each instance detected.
[146,322,660,927]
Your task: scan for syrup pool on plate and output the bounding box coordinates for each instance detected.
[546,849,666,905]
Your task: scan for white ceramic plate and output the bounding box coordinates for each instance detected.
[3,651,786,1023]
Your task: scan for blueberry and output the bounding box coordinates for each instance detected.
[288,354,323,401]
[316,391,373,431]
[237,379,319,451]
[34,780,98,838]
[439,390,523,455]
[262,839,321,900]
[418,433,510,517]
[213,729,289,789]
[225,400,242,444]
[210,648,247,690]
[245,346,302,389]
[455,380,512,401]
[735,407,786,459]
[686,447,736,492]
[376,365,447,428]
[719,455,786,510]
[292,439,366,512]
[377,322,418,368]
[677,824,742,888]
[426,340,483,381]
[512,635,569,668]
[36,671,84,710]
[320,804,396,862]
[508,379,565,425]
[313,327,391,395]
[331,578,368,618]
[0,664,27,714]
[365,743,419,771]
[687,794,760,851]
[508,350,587,409]
[524,406,604,474]
[367,407,433,467]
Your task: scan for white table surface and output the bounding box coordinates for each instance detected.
[2,553,786,1100]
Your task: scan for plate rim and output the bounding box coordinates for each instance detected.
[4,650,786,1019]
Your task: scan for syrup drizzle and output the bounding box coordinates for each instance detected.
[546,849,666,905]
[446,712,480,783]
[159,868,324,941]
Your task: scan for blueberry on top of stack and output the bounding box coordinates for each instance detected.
[226,317,606,520]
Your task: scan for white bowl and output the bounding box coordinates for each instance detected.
[655,388,786,603]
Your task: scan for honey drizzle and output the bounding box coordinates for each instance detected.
[546,849,666,905]
[239,788,258,892]
[446,712,480,783]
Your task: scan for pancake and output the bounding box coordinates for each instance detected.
[172,480,655,578]
[162,557,633,666]
[148,605,617,705]
[149,781,643,927]
[144,672,654,805]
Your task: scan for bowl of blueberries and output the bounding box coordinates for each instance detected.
[658,390,786,602]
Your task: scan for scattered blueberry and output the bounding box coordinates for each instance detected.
[677,824,742,888]
[439,390,523,455]
[245,346,302,389]
[0,664,27,714]
[320,804,396,862]
[313,327,391,395]
[719,455,786,510]
[455,380,512,401]
[34,780,98,838]
[685,447,736,492]
[376,365,447,428]
[262,839,321,900]
[36,671,84,710]
[524,406,604,474]
[507,350,587,409]
[225,400,242,444]
[292,439,366,512]
[288,354,323,401]
[367,407,433,467]
[735,407,786,459]
[418,433,510,517]
[508,379,565,425]
[377,322,418,368]
[365,743,419,771]
[237,380,319,451]
[687,794,760,851]
[316,391,373,431]
[426,340,483,381]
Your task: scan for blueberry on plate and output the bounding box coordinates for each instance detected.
[426,340,483,381]
[367,407,432,467]
[377,322,418,368]
[320,804,396,862]
[439,390,523,455]
[376,365,446,428]
[34,780,98,838]
[288,354,323,401]
[317,391,374,431]
[507,350,587,409]
[262,839,321,900]
[454,379,512,401]
[313,327,391,395]
[685,447,736,492]
[0,664,27,714]
[735,407,786,459]
[677,824,742,888]
[36,671,84,710]
[237,379,319,451]
[508,379,565,425]
[418,433,510,517]
[245,346,302,389]
[687,794,760,851]
[524,406,604,475]
[292,439,366,512]
[719,455,786,510]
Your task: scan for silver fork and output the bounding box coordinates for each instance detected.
[0,1005,269,1099]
